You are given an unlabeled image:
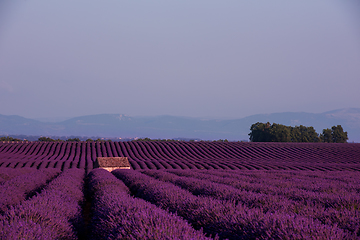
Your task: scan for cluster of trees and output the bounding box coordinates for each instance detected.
[249,122,348,143]
[38,137,61,142]
[0,136,22,141]
[135,138,178,142]
[135,138,231,142]
[37,137,112,142]
[38,137,81,142]
[211,139,229,142]
[85,138,114,142]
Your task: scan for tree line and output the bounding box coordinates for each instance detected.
[248,122,348,143]
[0,136,23,142]
[38,137,109,142]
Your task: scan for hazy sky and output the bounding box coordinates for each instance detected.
[0,0,359,120]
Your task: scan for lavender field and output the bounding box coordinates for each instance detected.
[0,141,360,239]
[1,141,360,171]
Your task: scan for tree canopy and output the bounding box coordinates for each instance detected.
[0,136,22,141]
[67,138,81,142]
[38,137,63,142]
[249,122,347,143]
[320,125,348,143]
[38,137,56,142]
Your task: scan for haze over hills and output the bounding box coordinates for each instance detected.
[0,108,359,142]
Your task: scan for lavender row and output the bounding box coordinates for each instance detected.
[113,169,352,239]
[0,169,85,239]
[175,169,360,201]
[196,169,360,189]
[0,168,60,213]
[87,168,210,239]
[0,167,37,185]
[206,168,360,201]
[168,169,360,217]
[0,158,359,172]
[142,170,292,211]
[143,170,360,235]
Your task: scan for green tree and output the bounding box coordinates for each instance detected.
[269,123,291,142]
[38,137,55,142]
[249,122,321,142]
[320,125,348,143]
[290,126,301,142]
[331,125,348,143]
[249,122,291,142]
[290,125,319,142]
[321,128,333,143]
[249,122,272,142]
[67,138,80,142]
[0,136,22,141]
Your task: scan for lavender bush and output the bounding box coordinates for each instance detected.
[0,169,85,239]
[144,169,360,236]
[113,169,353,239]
[87,168,210,240]
[0,168,36,185]
[0,168,60,213]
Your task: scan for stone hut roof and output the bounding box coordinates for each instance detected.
[94,157,130,170]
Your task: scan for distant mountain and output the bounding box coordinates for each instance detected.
[1,109,359,142]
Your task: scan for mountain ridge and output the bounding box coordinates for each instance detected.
[1,108,359,142]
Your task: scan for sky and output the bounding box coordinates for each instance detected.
[0,0,359,120]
